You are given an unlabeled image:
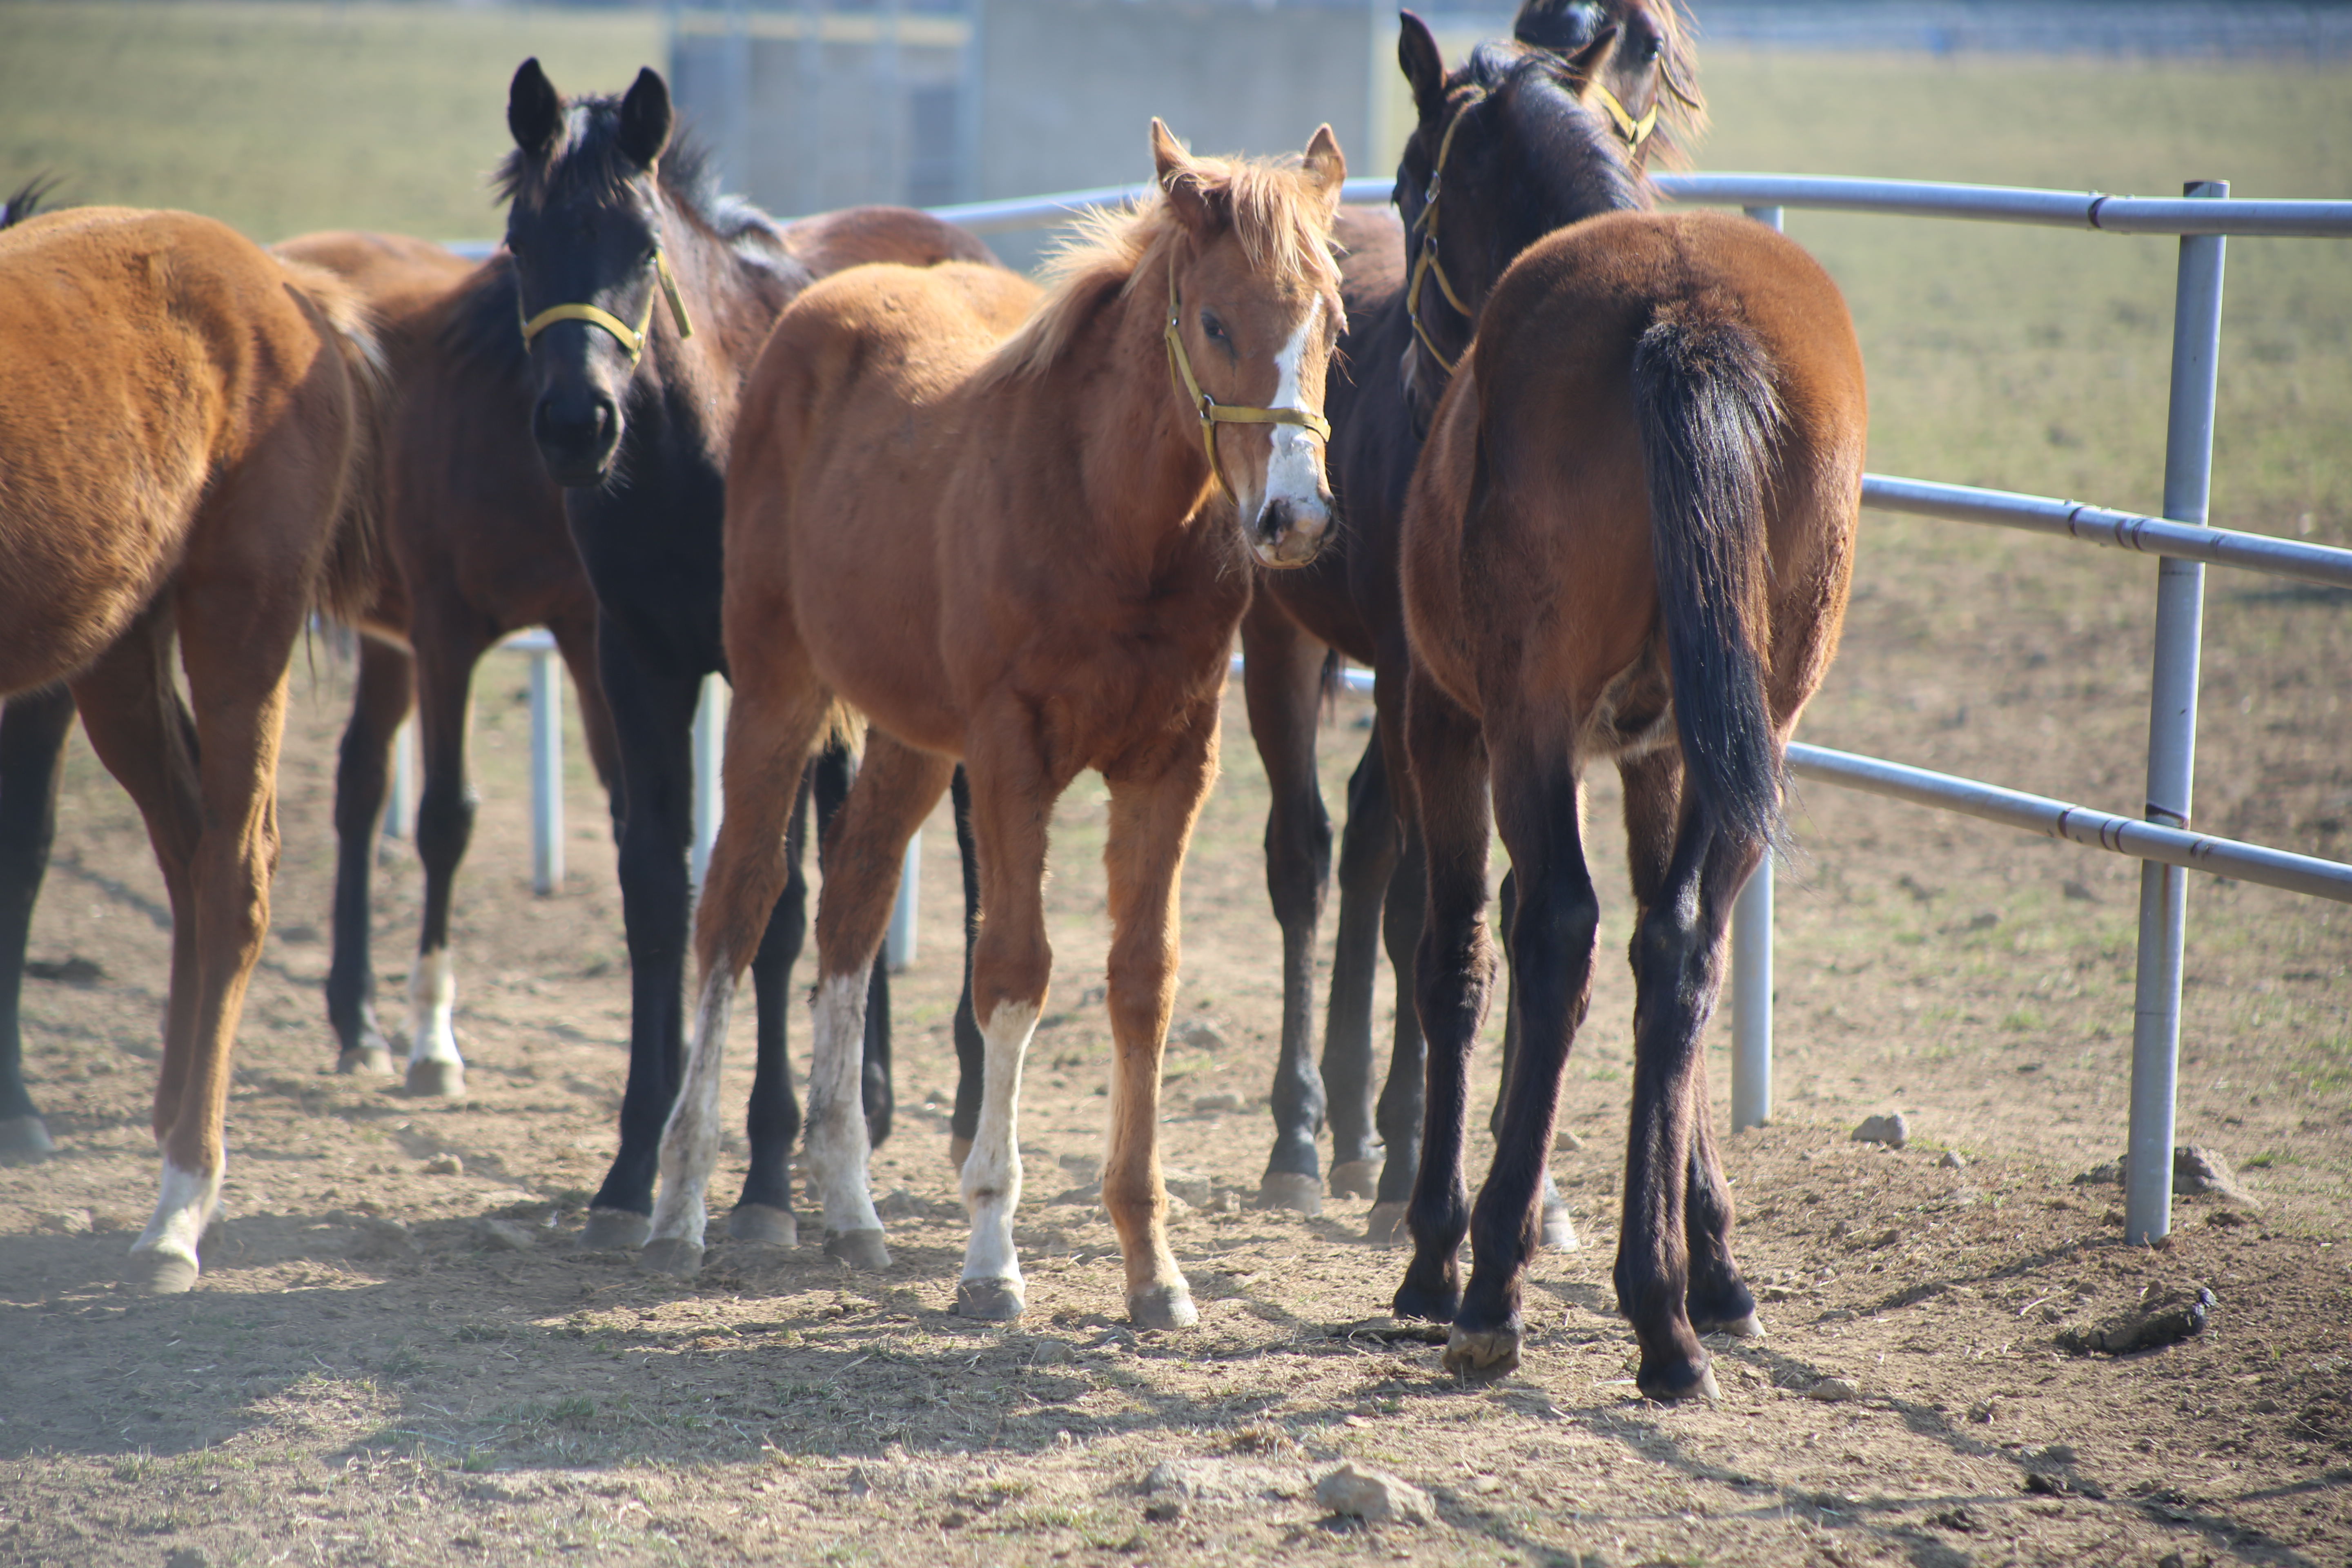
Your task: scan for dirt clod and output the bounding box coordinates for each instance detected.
[2056,1285,2215,1355]
[423,1152,463,1176]
[1807,1377,1861,1403]
[1315,1461,1432,1525]
[1852,1114,1909,1148]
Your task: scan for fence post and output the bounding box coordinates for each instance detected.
[691,673,727,889]
[383,717,414,841]
[886,832,921,971]
[527,644,566,895]
[2127,179,2227,1247]
[1729,200,1784,1133]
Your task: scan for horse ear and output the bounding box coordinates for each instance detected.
[1558,19,1620,86]
[1300,125,1347,214]
[508,58,564,156]
[1397,11,1447,129]
[1512,0,1605,52]
[1152,119,1214,235]
[617,68,674,170]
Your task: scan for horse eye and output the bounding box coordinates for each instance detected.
[1200,311,1228,343]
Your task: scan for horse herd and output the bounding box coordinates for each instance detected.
[0,0,1864,1403]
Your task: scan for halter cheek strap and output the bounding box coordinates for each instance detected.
[1588,82,1660,151]
[1405,86,1485,379]
[518,249,695,366]
[1163,254,1332,495]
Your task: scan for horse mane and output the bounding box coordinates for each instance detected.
[1510,0,1708,168]
[494,100,788,257]
[1467,42,1652,223]
[3,174,60,229]
[975,151,1341,389]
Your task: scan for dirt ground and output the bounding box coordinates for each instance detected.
[2,499,2350,1566]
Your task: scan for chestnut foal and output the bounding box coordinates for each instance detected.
[1392,59,1864,1396]
[649,124,1346,1328]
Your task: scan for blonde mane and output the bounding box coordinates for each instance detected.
[975,150,1341,390]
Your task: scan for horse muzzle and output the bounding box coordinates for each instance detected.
[1250,491,1332,570]
[531,385,623,489]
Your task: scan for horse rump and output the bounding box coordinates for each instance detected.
[1630,295,1784,849]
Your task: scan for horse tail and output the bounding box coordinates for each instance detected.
[1630,293,1784,849]
[276,258,391,626]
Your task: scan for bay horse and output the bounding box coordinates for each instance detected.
[1390,47,1864,1396]
[0,204,384,1290]
[646,123,1347,1329]
[270,229,621,1098]
[499,61,996,1250]
[1236,1,1703,1232]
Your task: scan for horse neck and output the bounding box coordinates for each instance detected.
[658,195,803,394]
[1056,271,1221,575]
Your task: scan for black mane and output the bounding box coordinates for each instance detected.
[494,98,784,254]
[1466,42,1649,234]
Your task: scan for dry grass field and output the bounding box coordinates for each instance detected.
[1,6,2348,1565]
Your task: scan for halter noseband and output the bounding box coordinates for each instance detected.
[518,247,695,366]
[1163,252,1331,494]
[1405,77,1659,379]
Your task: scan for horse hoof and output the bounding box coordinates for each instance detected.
[953,1276,1027,1321]
[1539,1204,1579,1252]
[1441,1325,1521,1379]
[404,1058,465,1098]
[126,1247,199,1295]
[581,1209,652,1251]
[0,1114,56,1163]
[1254,1172,1322,1216]
[1637,1358,1722,1405]
[1328,1160,1380,1199]
[639,1237,704,1278]
[1364,1202,1409,1247]
[1390,1277,1459,1325]
[1694,1309,1763,1339]
[823,1228,891,1272]
[336,1046,394,1078]
[726,1204,799,1249]
[947,1135,973,1171]
[1128,1285,1198,1330]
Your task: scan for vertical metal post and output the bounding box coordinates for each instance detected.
[528,644,565,897]
[1727,201,1784,1133]
[383,717,414,841]
[886,831,921,971]
[2127,179,2227,1247]
[797,0,824,216]
[691,673,727,889]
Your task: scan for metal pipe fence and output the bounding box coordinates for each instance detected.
[456,171,2352,1243]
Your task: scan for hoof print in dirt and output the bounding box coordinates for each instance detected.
[1316,1461,1433,1526]
[1851,1113,1909,1149]
[953,1276,1025,1321]
[2056,1285,2214,1355]
[822,1228,891,1272]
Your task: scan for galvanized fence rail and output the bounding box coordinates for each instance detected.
[454,174,2352,1241]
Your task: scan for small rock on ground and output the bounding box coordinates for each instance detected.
[1938,1150,1967,1169]
[1315,1461,1433,1525]
[423,1153,464,1176]
[2057,1285,2215,1355]
[1806,1376,1861,1403]
[1553,1129,1583,1153]
[1851,1114,1908,1149]
[1173,1018,1226,1050]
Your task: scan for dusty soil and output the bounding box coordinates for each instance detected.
[2,506,2349,1567]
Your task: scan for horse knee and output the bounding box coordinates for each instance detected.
[413,786,477,872]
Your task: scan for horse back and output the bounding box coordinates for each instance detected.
[0,208,384,692]
[780,207,999,279]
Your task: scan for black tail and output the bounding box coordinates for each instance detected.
[1631,298,1784,849]
[3,174,59,230]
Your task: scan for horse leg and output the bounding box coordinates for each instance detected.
[810,736,893,1149]
[69,619,208,1289]
[1617,748,1757,1339]
[1366,673,1431,1245]
[1489,869,1577,1252]
[945,764,984,1169]
[642,655,835,1276]
[552,612,625,844]
[401,617,494,1099]
[801,736,951,1275]
[584,630,702,1251]
[947,722,1067,1321]
[1615,804,1760,1401]
[1098,710,1218,1329]
[0,685,75,1161]
[325,634,412,1077]
[1323,728,1398,1204]
[1444,728,1599,1377]
[1390,667,1492,1323]
[728,766,814,1251]
[1239,603,1330,1214]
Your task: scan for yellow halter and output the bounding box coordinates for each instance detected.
[1405,86,1486,379]
[1588,81,1660,152]
[518,249,695,366]
[1163,252,1331,495]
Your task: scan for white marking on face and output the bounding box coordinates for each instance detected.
[805,970,883,1238]
[134,1156,223,1273]
[1253,296,1333,567]
[649,968,737,1251]
[405,946,463,1068]
[959,998,1041,1287]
